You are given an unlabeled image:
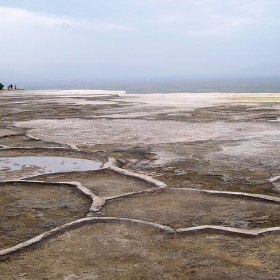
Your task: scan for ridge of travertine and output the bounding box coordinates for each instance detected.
[2,216,280,258]
[2,153,280,258]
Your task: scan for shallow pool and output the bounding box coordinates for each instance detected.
[0,156,102,179]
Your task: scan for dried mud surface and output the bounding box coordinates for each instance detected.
[97,189,280,229]
[2,222,280,280]
[1,90,280,279]
[29,169,155,198]
[0,181,91,249]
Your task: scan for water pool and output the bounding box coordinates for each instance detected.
[0,156,102,179]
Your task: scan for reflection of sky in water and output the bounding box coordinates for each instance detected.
[0,156,102,179]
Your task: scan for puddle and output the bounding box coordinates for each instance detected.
[0,156,102,179]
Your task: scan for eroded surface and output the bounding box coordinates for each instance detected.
[28,169,155,198]
[1,90,280,279]
[0,181,92,249]
[14,118,280,146]
[97,189,280,229]
[1,223,280,280]
[0,134,69,148]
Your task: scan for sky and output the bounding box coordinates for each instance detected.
[1,0,280,84]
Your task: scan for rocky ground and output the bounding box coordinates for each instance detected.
[0,89,280,279]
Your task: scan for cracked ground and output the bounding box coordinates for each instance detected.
[1,90,280,279]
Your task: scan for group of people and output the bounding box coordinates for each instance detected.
[7,84,16,90]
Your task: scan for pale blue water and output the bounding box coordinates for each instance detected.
[15,77,280,94]
[0,156,102,179]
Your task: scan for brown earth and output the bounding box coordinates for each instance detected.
[1,222,280,280]
[96,189,280,229]
[0,181,91,249]
[28,169,156,198]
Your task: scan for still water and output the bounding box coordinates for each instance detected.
[0,156,102,179]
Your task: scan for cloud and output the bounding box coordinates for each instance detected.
[0,7,71,31]
[0,7,134,33]
[151,13,255,37]
[148,0,280,37]
[54,23,70,28]
[186,15,255,37]
[1,1,280,81]
[75,20,135,32]
[155,15,182,24]
[0,7,71,37]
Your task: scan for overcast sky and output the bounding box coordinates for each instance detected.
[1,0,280,84]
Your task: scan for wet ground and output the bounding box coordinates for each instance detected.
[1,90,280,279]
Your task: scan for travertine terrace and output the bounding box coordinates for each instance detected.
[1,89,280,279]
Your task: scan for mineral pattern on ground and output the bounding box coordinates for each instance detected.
[1,90,280,279]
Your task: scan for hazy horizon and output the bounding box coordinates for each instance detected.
[6,76,280,94]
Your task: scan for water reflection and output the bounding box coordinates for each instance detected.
[0,156,102,179]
